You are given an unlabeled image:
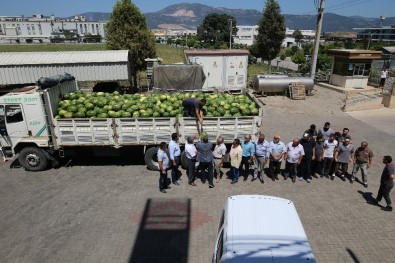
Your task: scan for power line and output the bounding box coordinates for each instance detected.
[298,0,374,15]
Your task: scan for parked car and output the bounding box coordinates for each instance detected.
[212,195,316,263]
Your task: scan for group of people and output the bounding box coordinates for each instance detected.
[156,122,394,212]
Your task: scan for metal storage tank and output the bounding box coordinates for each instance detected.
[253,75,314,93]
[0,50,131,85]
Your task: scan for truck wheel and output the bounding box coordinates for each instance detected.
[181,151,199,170]
[18,147,48,172]
[144,147,159,171]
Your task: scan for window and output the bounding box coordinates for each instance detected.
[84,24,87,33]
[80,24,83,34]
[27,25,31,35]
[31,24,36,35]
[0,105,5,128]
[17,24,21,35]
[215,228,224,263]
[38,24,42,35]
[6,105,24,124]
[91,24,95,34]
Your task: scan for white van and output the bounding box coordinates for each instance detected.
[212,195,316,263]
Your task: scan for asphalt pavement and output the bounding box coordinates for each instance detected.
[1,91,395,263]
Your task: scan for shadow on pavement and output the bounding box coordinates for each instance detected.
[346,247,361,263]
[129,198,190,263]
[357,190,384,208]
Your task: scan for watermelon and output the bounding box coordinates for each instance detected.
[57,90,258,119]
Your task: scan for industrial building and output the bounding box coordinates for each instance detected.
[0,50,130,86]
[233,26,315,47]
[0,14,106,43]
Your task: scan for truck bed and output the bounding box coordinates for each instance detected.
[52,91,263,147]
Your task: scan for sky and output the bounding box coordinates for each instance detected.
[1,0,394,18]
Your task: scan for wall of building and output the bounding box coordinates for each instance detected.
[233,26,315,47]
[0,15,106,43]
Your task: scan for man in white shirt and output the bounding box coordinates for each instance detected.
[169,133,181,185]
[284,138,305,183]
[185,136,198,186]
[212,136,227,183]
[380,68,388,87]
[321,134,338,180]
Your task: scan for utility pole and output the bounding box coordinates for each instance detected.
[310,0,325,79]
[229,19,232,50]
[185,30,188,49]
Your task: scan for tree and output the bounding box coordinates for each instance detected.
[291,50,306,65]
[197,13,237,49]
[292,29,303,46]
[106,0,155,89]
[256,0,286,73]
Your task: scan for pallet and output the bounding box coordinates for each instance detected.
[288,82,306,100]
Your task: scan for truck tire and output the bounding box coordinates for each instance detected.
[144,147,159,171]
[18,147,48,172]
[181,151,199,170]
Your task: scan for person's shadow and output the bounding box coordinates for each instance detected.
[357,190,384,208]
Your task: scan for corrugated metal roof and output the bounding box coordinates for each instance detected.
[383,46,395,54]
[185,50,249,56]
[0,50,129,66]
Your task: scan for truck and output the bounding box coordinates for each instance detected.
[0,76,263,172]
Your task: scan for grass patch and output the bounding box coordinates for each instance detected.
[0,43,106,52]
[155,44,186,64]
[0,43,186,64]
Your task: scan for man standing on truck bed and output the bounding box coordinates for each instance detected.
[182,98,206,124]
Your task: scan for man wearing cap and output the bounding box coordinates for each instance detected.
[334,137,355,181]
[321,134,338,180]
[182,98,206,124]
[299,133,316,183]
[196,132,215,188]
[253,133,270,183]
[351,141,374,187]
[185,136,198,186]
[212,136,227,183]
[169,132,181,185]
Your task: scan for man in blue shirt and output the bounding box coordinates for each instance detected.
[241,134,255,181]
[168,133,181,185]
[269,134,286,181]
[253,133,270,183]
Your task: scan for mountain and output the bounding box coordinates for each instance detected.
[75,3,395,32]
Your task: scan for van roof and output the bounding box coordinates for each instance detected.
[222,195,315,262]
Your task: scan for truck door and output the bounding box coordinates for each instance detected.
[2,104,29,146]
[0,105,12,147]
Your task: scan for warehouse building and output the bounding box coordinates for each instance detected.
[0,50,131,90]
[0,14,106,43]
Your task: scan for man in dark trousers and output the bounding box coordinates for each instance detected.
[182,98,206,124]
[299,133,315,183]
[369,156,394,212]
[196,131,215,188]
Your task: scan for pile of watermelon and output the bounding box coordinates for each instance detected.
[55,90,259,119]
